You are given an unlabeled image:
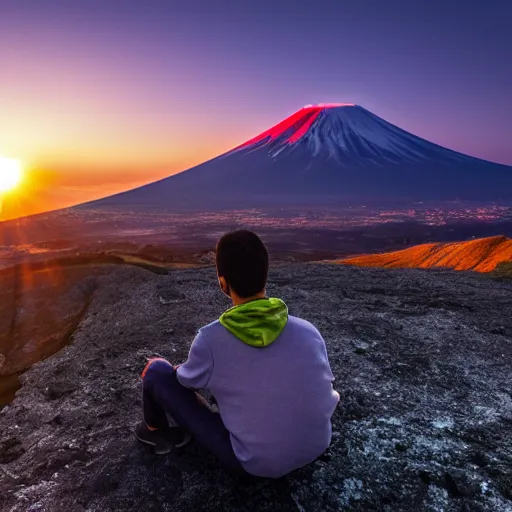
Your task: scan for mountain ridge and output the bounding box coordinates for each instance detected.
[339,235,512,272]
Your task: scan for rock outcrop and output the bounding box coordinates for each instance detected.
[1,264,511,511]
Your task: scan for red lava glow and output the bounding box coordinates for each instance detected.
[236,104,355,149]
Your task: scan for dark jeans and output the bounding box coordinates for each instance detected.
[141,358,245,473]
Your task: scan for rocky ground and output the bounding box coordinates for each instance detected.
[0,263,511,511]
[0,263,110,406]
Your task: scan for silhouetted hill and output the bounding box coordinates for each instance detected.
[340,236,512,272]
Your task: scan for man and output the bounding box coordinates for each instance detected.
[135,230,340,478]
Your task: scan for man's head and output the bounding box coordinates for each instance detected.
[216,230,269,300]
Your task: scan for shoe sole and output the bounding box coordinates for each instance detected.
[175,431,192,448]
[134,429,192,454]
[133,430,172,455]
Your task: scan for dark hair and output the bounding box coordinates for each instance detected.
[216,230,269,298]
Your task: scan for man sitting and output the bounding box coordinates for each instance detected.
[135,230,340,478]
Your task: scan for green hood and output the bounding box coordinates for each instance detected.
[219,298,288,347]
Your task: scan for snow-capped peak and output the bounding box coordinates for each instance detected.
[231,104,475,166]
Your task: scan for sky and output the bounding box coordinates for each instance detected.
[0,0,511,219]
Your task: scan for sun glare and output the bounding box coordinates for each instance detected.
[0,157,23,192]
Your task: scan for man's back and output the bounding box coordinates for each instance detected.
[178,315,340,478]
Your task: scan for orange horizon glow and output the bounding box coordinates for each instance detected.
[0,164,191,221]
[0,127,242,219]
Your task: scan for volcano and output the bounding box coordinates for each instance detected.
[89,104,512,210]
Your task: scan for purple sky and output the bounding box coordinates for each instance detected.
[1,0,511,194]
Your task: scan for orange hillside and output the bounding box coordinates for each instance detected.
[339,236,512,273]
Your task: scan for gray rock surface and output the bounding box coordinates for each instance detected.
[0,264,109,406]
[0,264,511,511]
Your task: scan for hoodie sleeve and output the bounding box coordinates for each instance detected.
[176,330,213,390]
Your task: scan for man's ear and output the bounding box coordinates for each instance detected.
[218,276,230,297]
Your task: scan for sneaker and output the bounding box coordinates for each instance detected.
[134,422,192,455]
[163,414,192,448]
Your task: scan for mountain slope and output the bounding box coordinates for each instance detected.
[85,104,512,210]
[340,235,512,272]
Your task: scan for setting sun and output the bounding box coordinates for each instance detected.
[0,157,23,192]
